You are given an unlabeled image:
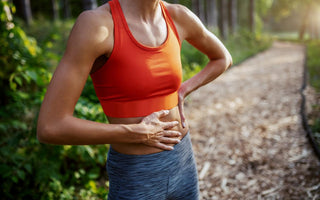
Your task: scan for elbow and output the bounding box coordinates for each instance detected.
[224,52,233,70]
[37,121,60,144]
[37,123,53,144]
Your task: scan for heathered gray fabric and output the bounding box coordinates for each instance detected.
[106,132,199,200]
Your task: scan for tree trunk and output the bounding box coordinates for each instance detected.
[192,0,200,18]
[299,6,311,40]
[219,0,228,40]
[82,0,97,10]
[308,6,320,40]
[249,0,255,33]
[198,0,206,24]
[207,0,218,29]
[14,0,32,25]
[192,0,205,22]
[52,0,59,21]
[62,0,71,19]
[229,0,237,35]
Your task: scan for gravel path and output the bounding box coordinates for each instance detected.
[185,42,320,200]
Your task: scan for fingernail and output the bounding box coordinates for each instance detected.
[164,110,169,114]
[182,122,186,128]
[177,140,181,143]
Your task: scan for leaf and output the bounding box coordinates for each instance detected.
[84,145,95,159]
[24,164,32,173]
[14,76,22,86]
[88,168,99,180]
[17,170,25,180]
[0,164,12,178]
[25,70,38,82]
[87,180,97,193]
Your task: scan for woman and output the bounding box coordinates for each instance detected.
[37,0,232,199]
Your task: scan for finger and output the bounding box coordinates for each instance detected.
[178,101,186,128]
[161,121,179,130]
[163,130,181,137]
[153,110,170,119]
[154,143,174,151]
[159,137,180,144]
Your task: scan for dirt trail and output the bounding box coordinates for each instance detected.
[185,42,320,200]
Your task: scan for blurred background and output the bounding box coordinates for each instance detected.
[0,0,319,199]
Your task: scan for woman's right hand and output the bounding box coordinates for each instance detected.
[138,110,181,150]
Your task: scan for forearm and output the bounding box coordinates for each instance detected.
[181,58,230,98]
[37,115,142,145]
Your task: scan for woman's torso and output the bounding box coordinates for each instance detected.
[90,1,187,155]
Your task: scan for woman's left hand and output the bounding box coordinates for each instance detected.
[178,84,187,128]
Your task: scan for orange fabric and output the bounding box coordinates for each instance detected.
[90,0,182,118]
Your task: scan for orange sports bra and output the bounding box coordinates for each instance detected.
[90,0,182,118]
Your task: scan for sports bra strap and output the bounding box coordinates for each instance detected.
[159,1,181,44]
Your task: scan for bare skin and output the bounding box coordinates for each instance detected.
[37,0,232,155]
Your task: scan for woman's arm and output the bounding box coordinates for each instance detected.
[166,4,233,126]
[37,9,180,150]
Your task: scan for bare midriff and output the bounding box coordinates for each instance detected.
[107,106,189,155]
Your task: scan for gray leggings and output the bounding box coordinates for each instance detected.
[106,132,199,200]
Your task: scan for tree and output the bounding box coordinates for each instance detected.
[192,0,205,23]
[62,0,71,19]
[13,0,32,25]
[309,6,320,39]
[229,0,237,35]
[198,0,206,24]
[207,0,218,29]
[51,0,59,21]
[249,0,255,33]
[192,0,199,19]
[268,0,320,40]
[82,0,97,10]
[218,0,228,39]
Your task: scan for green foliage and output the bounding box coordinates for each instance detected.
[306,40,320,148]
[181,41,208,81]
[21,17,74,57]
[307,40,320,91]
[270,0,320,20]
[0,1,108,199]
[225,29,273,65]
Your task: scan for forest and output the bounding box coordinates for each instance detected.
[1,0,320,199]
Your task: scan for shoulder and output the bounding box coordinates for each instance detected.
[74,4,113,37]
[162,1,190,19]
[67,4,114,56]
[162,2,206,41]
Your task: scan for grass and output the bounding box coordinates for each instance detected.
[307,41,320,91]
[306,40,320,147]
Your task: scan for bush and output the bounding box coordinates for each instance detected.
[306,40,320,148]
[0,2,108,199]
